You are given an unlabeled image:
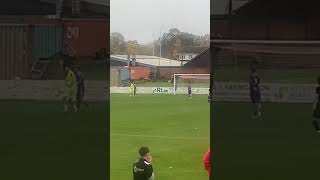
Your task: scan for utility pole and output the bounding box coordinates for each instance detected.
[56,0,63,18]
[72,0,80,15]
[159,41,162,58]
[152,33,155,56]
[159,30,162,58]
[228,0,233,15]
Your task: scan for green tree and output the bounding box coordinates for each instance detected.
[110,32,126,54]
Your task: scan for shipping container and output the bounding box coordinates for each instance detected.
[62,18,109,58]
[0,15,61,25]
[110,68,120,86]
[24,16,61,25]
[231,19,268,40]
[120,68,129,81]
[307,18,320,40]
[269,20,306,40]
[129,67,150,80]
[32,25,63,60]
[0,24,32,80]
[211,19,230,39]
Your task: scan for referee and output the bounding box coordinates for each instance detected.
[133,146,154,180]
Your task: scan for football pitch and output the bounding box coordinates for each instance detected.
[3,94,320,179]
[110,94,210,180]
[213,102,320,180]
[0,100,108,180]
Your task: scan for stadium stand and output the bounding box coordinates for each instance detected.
[211,0,320,68]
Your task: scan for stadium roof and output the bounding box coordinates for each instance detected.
[110,55,186,67]
[234,0,320,18]
[183,48,210,68]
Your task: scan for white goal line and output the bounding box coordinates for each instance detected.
[111,133,209,140]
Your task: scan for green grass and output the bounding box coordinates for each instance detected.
[214,67,320,83]
[0,101,108,180]
[213,102,320,180]
[110,94,210,180]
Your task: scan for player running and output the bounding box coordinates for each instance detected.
[249,68,262,118]
[187,80,192,99]
[312,77,320,133]
[63,66,77,112]
[133,146,154,180]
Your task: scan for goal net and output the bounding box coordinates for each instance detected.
[211,39,320,103]
[173,74,210,95]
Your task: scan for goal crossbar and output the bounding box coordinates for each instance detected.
[173,74,210,95]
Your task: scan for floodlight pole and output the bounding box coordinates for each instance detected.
[159,43,161,58]
[153,33,155,56]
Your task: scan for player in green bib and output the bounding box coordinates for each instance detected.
[129,81,136,97]
[63,66,77,112]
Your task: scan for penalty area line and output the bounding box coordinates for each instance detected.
[111,133,208,140]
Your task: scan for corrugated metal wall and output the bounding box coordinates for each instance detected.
[32,25,63,60]
[0,24,32,80]
[157,67,209,79]
[63,18,109,58]
[231,20,268,40]
[110,68,120,87]
[120,69,129,81]
[269,21,306,40]
[130,67,150,80]
[307,19,320,40]
[211,18,319,40]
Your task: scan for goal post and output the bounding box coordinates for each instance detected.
[173,74,210,95]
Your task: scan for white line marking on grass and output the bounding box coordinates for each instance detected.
[159,170,205,175]
[111,133,208,140]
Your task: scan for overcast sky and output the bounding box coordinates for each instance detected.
[111,0,210,44]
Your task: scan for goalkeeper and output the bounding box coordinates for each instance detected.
[63,66,77,112]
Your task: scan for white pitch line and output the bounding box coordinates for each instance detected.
[111,133,208,140]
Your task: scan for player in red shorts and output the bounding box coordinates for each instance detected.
[203,148,210,177]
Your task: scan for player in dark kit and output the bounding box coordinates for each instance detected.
[133,146,154,180]
[208,87,212,103]
[312,77,320,133]
[74,67,88,110]
[249,68,262,118]
[133,81,137,96]
[187,80,192,99]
